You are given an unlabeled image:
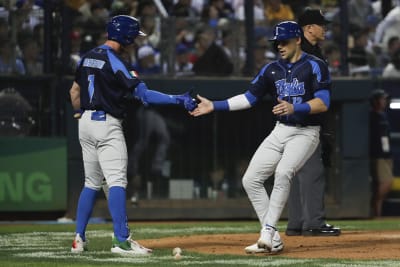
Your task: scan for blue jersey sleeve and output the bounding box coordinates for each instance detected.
[107,49,141,91]
[309,59,331,93]
[248,63,273,99]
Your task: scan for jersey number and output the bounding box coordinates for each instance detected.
[88,74,95,103]
[292,96,303,104]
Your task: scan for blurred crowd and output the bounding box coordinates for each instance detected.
[0,0,400,78]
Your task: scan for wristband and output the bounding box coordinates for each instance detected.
[293,103,311,114]
[213,100,229,111]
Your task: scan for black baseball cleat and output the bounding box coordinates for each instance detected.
[285,229,302,236]
[302,224,341,236]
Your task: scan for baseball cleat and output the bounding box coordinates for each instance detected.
[245,236,284,254]
[245,243,268,254]
[111,235,152,256]
[71,233,87,253]
[257,225,283,253]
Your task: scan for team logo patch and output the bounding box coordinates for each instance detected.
[275,78,305,97]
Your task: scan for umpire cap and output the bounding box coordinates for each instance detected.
[298,9,330,27]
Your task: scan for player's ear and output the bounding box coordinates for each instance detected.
[296,36,302,45]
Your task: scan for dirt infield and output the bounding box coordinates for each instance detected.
[144,231,400,259]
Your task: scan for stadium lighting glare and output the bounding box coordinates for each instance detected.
[390,99,400,109]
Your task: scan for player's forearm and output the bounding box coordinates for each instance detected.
[307,98,328,114]
[213,91,257,111]
[70,82,81,110]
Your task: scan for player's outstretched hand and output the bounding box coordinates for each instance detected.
[176,92,197,112]
[272,98,294,116]
[189,95,213,117]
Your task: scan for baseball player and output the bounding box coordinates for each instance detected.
[69,15,196,256]
[285,8,340,236]
[190,21,331,253]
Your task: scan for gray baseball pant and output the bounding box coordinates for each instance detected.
[242,122,320,228]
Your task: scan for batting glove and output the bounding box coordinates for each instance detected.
[176,92,197,112]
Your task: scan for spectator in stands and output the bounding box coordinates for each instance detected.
[192,27,233,76]
[133,45,161,75]
[137,0,155,16]
[171,0,199,18]
[0,39,25,75]
[15,0,43,31]
[383,48,400,78]
[374,3,400,53]
[84,2,109,30]
[20,37,43,76]
[234,0,265,23]
[77,0,106,21]
[383,36,400,66]
[201,0,234,28]
[140,15,161,49]
[348,0,374,30]
[249,31,275,75]
[369,89,394,217]
[322,41,341,76]
[263,0,295,26]
[174,43,194,76]
[348,28,377,77]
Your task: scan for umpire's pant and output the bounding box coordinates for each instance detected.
[287,144,326,230]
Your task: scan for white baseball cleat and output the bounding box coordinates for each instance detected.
[245,243,268,254]
[257,225,283,252]
[246,230,284,254]
[71,233,87,253]
[111,235,152,256]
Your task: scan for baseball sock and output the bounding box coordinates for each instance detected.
[75,187,98,241]
[108,186,130,242]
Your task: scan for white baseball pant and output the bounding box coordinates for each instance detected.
[78,111,128,191]
[242,122,320,228]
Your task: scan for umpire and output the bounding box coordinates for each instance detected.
[285,9,341,236]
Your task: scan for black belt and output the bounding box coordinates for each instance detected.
[280,121,319,127]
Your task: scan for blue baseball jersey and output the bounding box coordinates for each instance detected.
[249,53,331,126]
[75,44,141,118]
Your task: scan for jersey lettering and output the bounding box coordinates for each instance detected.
[83,58,105,69]
[88,74,95,103]
[275,78,305,97]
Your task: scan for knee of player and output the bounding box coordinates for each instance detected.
[242,173,262,190]
[84,181,103,191]
[107,178,128,188]
[274,168,295,182]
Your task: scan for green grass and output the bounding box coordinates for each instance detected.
[1,220,400,267]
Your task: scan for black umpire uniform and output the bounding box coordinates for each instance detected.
[286,9,341,236]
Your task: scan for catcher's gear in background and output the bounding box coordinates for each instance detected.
[107,15,146,46]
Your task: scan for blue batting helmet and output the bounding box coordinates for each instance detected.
[107,15,146,46]
[269,21,302,41]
